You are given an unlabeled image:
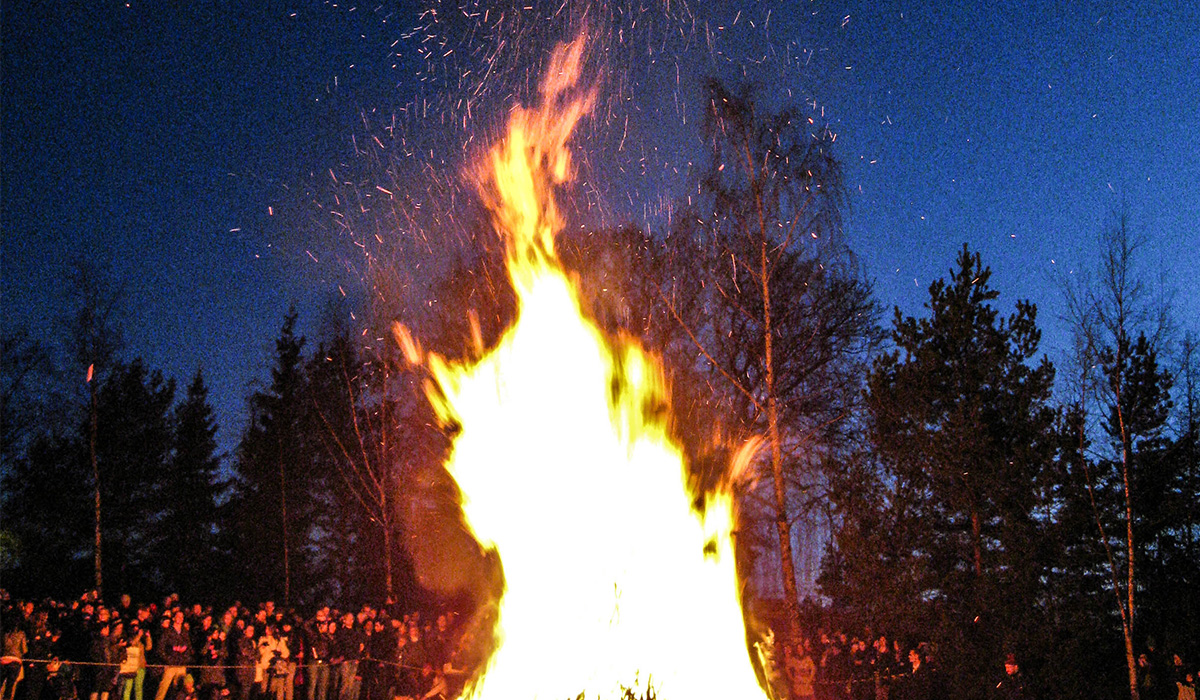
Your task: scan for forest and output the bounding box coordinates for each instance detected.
[2,83,1196,700]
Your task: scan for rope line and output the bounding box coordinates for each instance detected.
[12,658,468,675]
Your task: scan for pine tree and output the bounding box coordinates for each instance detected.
[0,432,93,596]
[852,245,1060,691]
[231,307,315,605]
[1101,333,1198,653]
[158,369,224,599]
[93,359,176,598]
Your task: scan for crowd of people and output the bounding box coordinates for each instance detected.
[767,630,1196,700]
[0,591,474,700]
[769,631,994,700]
[2,591,1196,700]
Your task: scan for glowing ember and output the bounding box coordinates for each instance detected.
[411,34,768,700]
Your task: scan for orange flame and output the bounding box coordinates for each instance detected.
[421,33,769,700]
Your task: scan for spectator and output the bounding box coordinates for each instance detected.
[331,614,363,700]
[1,613,27,700]
[1176,663,1196,700]
[255,624,288,700]
[42,658,78,700]
[88,623,117,700]
[365,619,396,700]
[119,621,151,700]
[233,625,256,700]
[426,616,451,673]
[993,654,1027,700]
[791,640,818,700]
[25,610,58,700]
[0,592,468,700]
[897,649,930,700]
[305,620,332,700]
[399,627,428,676]
[1140,653,1165,700]
[196,628,227,700]
[279,619,301,700]
[392,636,413,700]
[168,676,198,700]
[850,639,871,700]
[819,633,847,700]
[191,617,214,664]
[155,612,192,700]
[770,642,792,700]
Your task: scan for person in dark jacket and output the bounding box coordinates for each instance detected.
[197,628,227,700]
[155,613,192,700]
[330,615,363,700]
[305,621,332,700]
[25,611,59,700]
[896,649,930,700]
[42,659,79,700]
[425,616,451,674]
[365,620,397,700]
[233,626,257,700]
[992,654,1027,700]
[89,624,118,700]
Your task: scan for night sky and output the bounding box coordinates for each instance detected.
[4,0,1198,453]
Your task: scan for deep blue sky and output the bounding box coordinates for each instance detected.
[4,0,1198,454]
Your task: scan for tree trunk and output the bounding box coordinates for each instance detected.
[1118,409,1138,700]
[1125,631,1140,700]
[760,208,801,643]
[279,450,291,608]
[970,508,983,578]
[90,373,103,596]
[383,515,394,599]
[1108,338,1137,700]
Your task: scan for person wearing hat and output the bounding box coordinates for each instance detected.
[993,653,1027,700]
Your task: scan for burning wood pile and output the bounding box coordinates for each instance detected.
[395,33,772,700]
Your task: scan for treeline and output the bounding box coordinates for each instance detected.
[0,297,449,609]
[2,81,1198,700]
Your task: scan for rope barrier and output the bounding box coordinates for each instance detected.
[16,656,909,685]
[807,670,914,687]
[13,658,468,676]
[15,659,256,670]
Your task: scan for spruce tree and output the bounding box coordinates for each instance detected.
[231,306,314,605]
[853,245,1060,690]
[0,432,93,596]
[93,359,176,598]
[158,369,224,599]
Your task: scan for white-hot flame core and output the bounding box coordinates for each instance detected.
[424,33,769,700]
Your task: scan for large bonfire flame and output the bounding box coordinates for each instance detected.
[403,33,769,700]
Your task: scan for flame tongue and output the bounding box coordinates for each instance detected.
[484,35,592,278]
[426,34,768,700]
